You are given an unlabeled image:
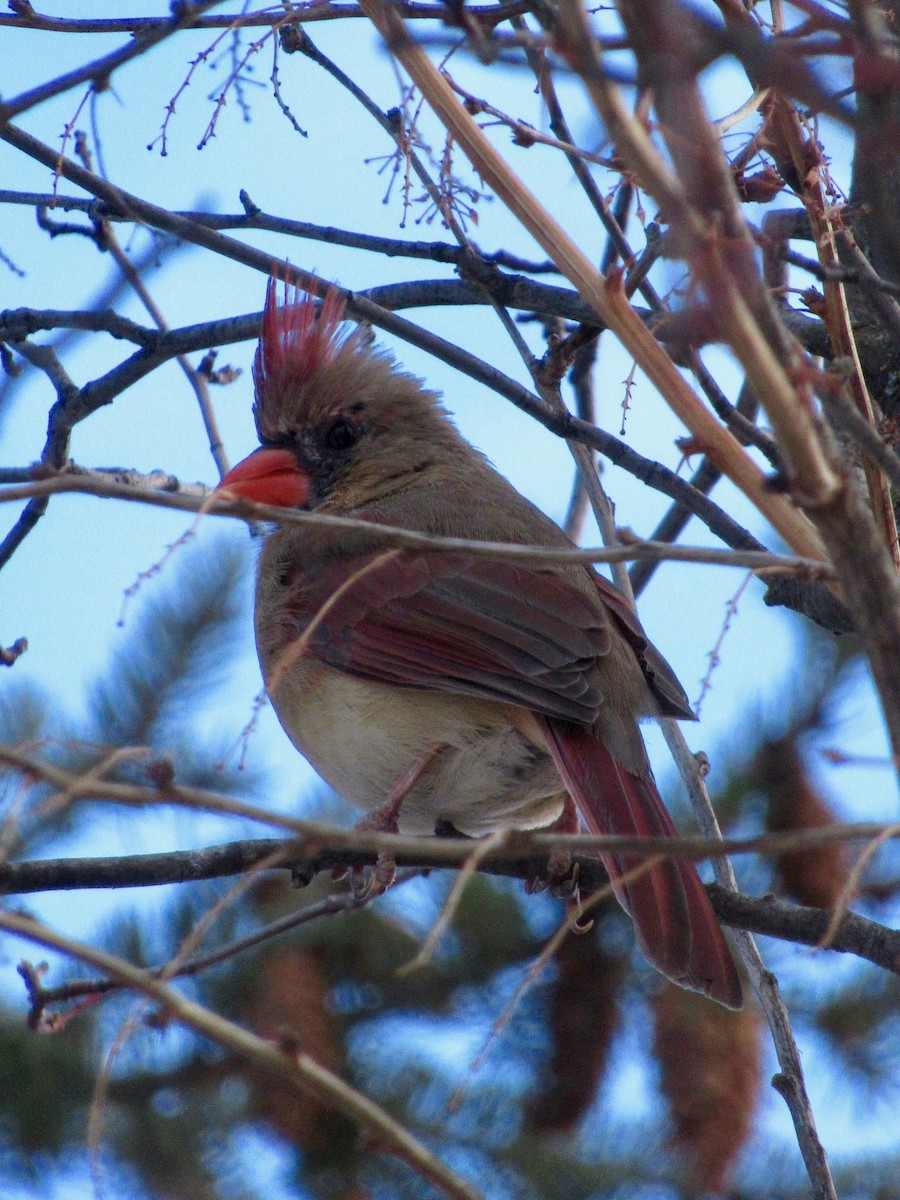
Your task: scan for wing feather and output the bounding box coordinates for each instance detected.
[592,574,695,719]
[286,543,610,724]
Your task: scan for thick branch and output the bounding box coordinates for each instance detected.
[706,885,900,973]
[1,841,897,974]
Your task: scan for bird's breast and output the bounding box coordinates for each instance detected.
[262,654,564,835]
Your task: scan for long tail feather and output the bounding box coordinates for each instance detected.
[540,718,743,1009]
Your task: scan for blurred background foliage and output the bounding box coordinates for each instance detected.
[2,538,898,1200]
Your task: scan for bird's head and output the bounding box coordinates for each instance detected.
[219,279,463,511]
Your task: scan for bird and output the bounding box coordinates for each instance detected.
[218,278,743,1010]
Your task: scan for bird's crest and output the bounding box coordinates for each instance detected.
[252,279,362,438]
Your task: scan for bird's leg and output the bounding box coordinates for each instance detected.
[339,743,449,898]
[524,792,581,897]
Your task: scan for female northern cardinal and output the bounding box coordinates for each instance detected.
[219,280,742,1009]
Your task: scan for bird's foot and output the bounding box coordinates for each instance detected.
[524,793,581,897]
[332,795,402,897]
[348,852,397,900]
[336,744,448,899]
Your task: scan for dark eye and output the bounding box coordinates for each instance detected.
[323,418,360,452]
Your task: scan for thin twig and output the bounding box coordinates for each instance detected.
[817,379,900,495]
[1,911,485,1200]
[0,474,831,574]
[0,637,28,666]
[0,2,223,121]
[358,0,825,567]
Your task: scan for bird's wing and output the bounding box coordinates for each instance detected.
[280,536,612,725]
[591,573,696,720]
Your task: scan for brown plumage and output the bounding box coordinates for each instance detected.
[220,280,742,1009]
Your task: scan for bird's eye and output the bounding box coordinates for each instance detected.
[323,418,360,452]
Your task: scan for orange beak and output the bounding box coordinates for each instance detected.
[217,447,310,509]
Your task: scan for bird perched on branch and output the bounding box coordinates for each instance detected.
[219,279,742,1009]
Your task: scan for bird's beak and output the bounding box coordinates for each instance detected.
[217,447,311,509]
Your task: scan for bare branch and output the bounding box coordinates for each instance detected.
[0,910,485,1200]
[18,885,385,1020]
[2,838,898,975]
[0,2,531,35]
[0,473,832,575]
[0,637,28,666]
[0,2,223,121]
[2,740,897,876]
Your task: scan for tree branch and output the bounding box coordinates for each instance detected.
[2,839,898,975]
[0,473,832,575]
[0,910,484,1200]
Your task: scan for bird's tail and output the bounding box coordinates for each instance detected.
[540,718,743,1009]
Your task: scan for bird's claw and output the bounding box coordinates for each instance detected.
[347,854,397,900]
[549,857,580,899]
[333,778,406,898]
[524,793,581,895]
[524,852,579,896]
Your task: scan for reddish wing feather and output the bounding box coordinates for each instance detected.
[284,538,611,725]
[539,718,743,1008]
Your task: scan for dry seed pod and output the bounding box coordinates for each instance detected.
[652,983,761,1195]
[246,948,352,1153]
[760,736,851,909]
[529,928,626,1132]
